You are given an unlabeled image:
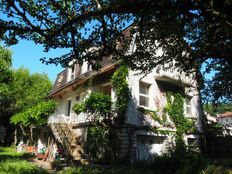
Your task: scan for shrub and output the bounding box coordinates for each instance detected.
[86,125,111,160]
[202,165,232,174]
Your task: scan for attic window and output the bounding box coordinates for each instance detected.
[71,65,75,73]
[70,65,75,80]
[87,63,92,71]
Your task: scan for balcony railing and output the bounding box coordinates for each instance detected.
[70,112,94,125]
[48,112,94,125]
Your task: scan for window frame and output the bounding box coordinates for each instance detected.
[185,97,192,116]
[69,64,75,80]
[139,81,151,108]
[66,99,72,117]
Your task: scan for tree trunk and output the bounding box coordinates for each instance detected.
[195,69,208,157]
[28,126,34,146]
[13,128,18,146]
[20,124,27,137]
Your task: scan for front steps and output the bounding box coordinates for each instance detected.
[50,121,89,164]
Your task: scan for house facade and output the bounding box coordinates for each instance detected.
[47,29,201,162]
[217,112,232,126]
[47,59,201,161]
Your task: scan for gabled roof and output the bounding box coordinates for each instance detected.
[48,59,120,98]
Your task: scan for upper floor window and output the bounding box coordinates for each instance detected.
[185,97,192,116]
[99,83,112,96]
[139,81,150,107]
[76,95,80,102]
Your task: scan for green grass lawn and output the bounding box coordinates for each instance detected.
[1,147,232,174]
[58,165,153,174]
[0,147,49,174]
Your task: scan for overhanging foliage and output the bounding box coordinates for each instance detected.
[1,1,231,104]
[72,92,112,121]
[10,100,56,127]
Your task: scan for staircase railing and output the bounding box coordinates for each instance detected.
[48,114,78,155]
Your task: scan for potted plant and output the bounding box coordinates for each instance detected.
[37,147,46,160]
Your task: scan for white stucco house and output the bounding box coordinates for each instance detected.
[217,112,232,126]
[47,27,202,162]
[216,112,232,135]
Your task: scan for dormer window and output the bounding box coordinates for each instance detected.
[57,75,63,87]
[70,65,75,80]
[87,63,92,71]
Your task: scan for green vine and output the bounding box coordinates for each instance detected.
[72,65,130,160]
[164,91,195,153]
[11,100,56,126]
[138,107,163,125]
[72,92,112,120]
[111,65,130,124]
[150,128,174,135]
[72,103,84,115]
[165,92,194,137]
[72,92,113,160]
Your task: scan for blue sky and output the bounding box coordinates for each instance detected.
[10,40,65,82]
[10,40,214,83]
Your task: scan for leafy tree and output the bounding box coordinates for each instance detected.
[0,46,53,145]
[0,46,14,145]
[12,67,52,112]
[10,100,56,145]
[0,0,231,103]
[204,103,232,116]
[0,45,14,118]
[9,68,53,144]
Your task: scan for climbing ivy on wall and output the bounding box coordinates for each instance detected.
[164,91,195,152]
[111,65,130,124]
[73,64,130,123]
[165,92,194,137]
[138,107,163,124]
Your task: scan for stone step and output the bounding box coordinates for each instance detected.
[72,158,90,165]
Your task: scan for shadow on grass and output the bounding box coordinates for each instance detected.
[0,147,49,174]
[0,147,33,161]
